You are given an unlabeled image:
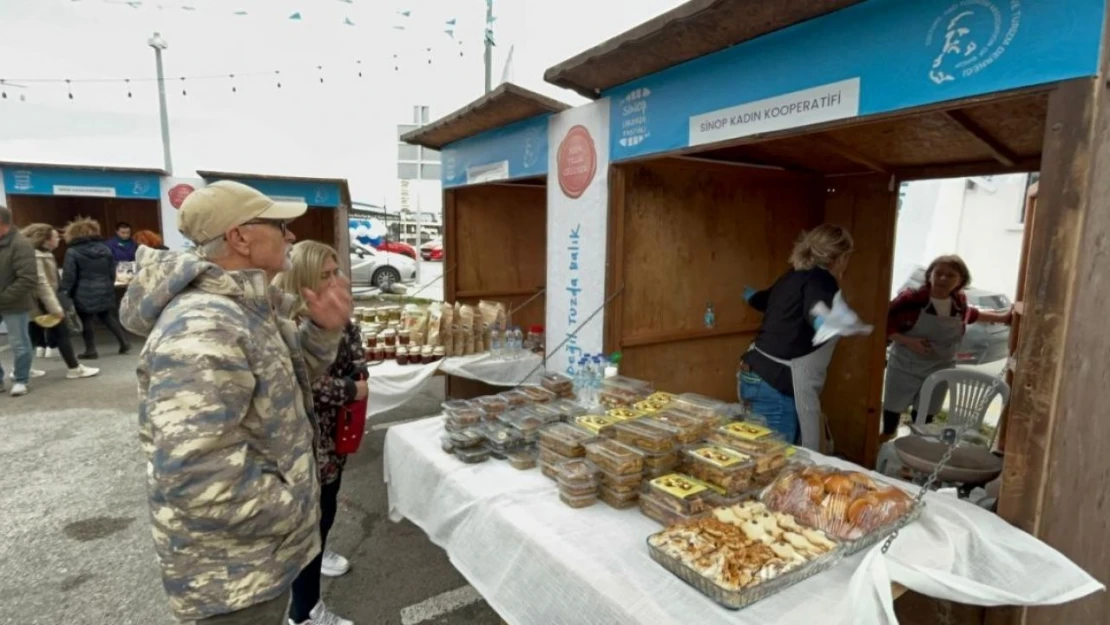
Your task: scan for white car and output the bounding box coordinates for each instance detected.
[349,244,416,290]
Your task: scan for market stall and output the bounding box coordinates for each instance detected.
[0,162,165,257]
[401,84,569,398]
[195,170,351,274]
[535,0,1110,622]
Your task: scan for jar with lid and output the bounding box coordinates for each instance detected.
[398,330,411,346]
[372,345,385,362]
[421,346,434,364]
[385,345,397,361]
[527,326,545,354]
[396,346,409,365]
[433,346,445,361]
[366,333,378,348]
[382,329,397,347]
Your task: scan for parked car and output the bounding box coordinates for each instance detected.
[374,238,417,260]
[420,238,443,261]
[897,267,1011,365]
[350,243,416,290]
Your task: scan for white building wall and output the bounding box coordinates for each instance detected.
[894,173,1029,300]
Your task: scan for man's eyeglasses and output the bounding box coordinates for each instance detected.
[242,220,289,237]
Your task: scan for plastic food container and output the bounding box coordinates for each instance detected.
[445,411,482,429]
[484,424,526,452]
[645,473,711,515]
[540,461,559,480]
[440,435,455,454]
[682,445,756,495]
[556,458,600,486]
[650,409,705,444]
[707,422,789,474]
[559,491,598,509]
[443,399,480,417]
[454,446,490,464]
[605,407,646,421]
[529,403,565,425]
[610,419,677,453]
[518,384,557,403]
[537,423,595,457]
[499,406,549,438]
[541,372,574,395]
[539,445,573,467]
[507,450,537,470]
[641,449,680,475]
[598,375,653,408]
[600,485,639,509]
[600,468,643,495]
[475,395,509,416]
[558,476,600,498]
[584,439,644,476]
[498,389,532,407]
[633,396,673,414]
[670,393,729,419]
[447,429,485,449]
[547,398,589,421]
[639,489,709,526]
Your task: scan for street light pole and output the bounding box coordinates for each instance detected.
[148,32,174,175]
[483,0,493,93]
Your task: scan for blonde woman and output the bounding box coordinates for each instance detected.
[60,217,131,358]
[739,224,855,449]
[22,224,99,380]
[274,241,364,625]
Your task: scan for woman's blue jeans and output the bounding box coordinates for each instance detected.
[738,371,800,444]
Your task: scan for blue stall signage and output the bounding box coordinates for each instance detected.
[607,0,1105,161]
[441,114,551,188]
[205,177,342,208]
[3,167,161,200]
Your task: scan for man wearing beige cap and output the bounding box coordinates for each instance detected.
[120,181,351,624]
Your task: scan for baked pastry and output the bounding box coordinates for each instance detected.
[761,467,914,540]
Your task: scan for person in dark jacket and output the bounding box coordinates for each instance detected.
[0,205,39,396]
[105,221,138,262]
[60,217,131,358]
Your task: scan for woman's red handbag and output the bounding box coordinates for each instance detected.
[335,376,368,455]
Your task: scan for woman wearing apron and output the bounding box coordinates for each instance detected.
[739,224,855,450]
[882,255,1013,438]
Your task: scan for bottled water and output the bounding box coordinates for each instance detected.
[511,326,523,359]
[591,355,604,396]
[490,326,502,359]
[576,356,591,402]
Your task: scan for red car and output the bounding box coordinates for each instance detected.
[421,239,443,261]
[374,239,417,260]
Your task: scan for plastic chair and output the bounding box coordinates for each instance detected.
[912,368,1010,435]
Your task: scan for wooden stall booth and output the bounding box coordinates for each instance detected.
[196,170,352,274]
[545,2,1108,621]
[402,84,569,398]
[1,162,165,261]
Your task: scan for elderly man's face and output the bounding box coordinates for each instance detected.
[238,220,296,275]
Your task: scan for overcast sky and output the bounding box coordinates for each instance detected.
[0,0,683,203]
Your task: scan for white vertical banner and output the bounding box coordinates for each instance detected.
[546,98,611,376]
[0,167,8,209]
[158,177,203,251]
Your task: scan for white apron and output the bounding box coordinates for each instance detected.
[753,338,839,451]
[883,309,964,415]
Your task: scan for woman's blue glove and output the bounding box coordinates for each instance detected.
[812,315,825,330]
[743,286,757,302]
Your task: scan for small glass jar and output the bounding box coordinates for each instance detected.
[398,331,411,346]
[385,345,397,360]
[433,346,445,361]
[382,329,396,347]
[366,334,378,348]
[396,346,409,365]
[372,345,385,362]
[422,346,434,364]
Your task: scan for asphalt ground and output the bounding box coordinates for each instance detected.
[0,329,500,625]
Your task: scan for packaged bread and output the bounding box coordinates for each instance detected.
[459,304,476,355]
[478,300,503,351]
[426,303,443,348]
[440,304,455,357]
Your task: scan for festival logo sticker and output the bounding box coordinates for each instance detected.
[167,183,196,209]
[556,124,597,199]
[926,1,1022,85]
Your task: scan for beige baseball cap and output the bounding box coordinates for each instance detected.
[178,180,307,245]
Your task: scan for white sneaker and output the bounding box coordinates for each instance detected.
[67,365,100,379]
[10,383,28,397]
[310,602,353,625]
[44,347,57,358]
[320,550,350,577]
[29,369,46,379]
[35,347,45,358]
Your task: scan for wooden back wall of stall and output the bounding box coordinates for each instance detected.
[605,160,894,464]
[8,194,162,263]
[444,182,547,398]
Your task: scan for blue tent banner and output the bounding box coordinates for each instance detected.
[441,114,551,188]
[3,167,161,200]
[205,177,342,208]
[607,0,1105,162]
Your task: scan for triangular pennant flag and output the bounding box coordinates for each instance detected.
[289,11,302,20]
[343,16,355,25]
[398,10,411,17]
[233,10,248,15]
[445,18,456,25]
[444,29,454,38]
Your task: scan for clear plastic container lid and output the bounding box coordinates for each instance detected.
[600,467,644,492]
[539,445,573,467]
[639,489,709,525]
[684,445,755,473]
[573,414,622,436]
[529,403,565,424]
[559,490,598,508]
[454,446,491,463]
[645,473,711,514]
[498,389,532,407]
[610,418,677,453]
[633,396,673,414]
[483,424,525,449]
[650,409,704,443]
[506,449,537,470]
[447,429,486,449]
[641,449,680,471]
[517,384,557,403]
[671,393,729,418]
[547,398,589,420]
[605,407,646,420]
[584,439,645,476]
[556,458,600,485]
[475,395,509,413]
[601,375,654,395]
[499,407,549,436]
[538,422,596,456]
[708,421,789,470]
[442,399,475,412]
[541,371,574,390]
[558,476,600,497]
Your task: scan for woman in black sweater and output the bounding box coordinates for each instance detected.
[60,218,131,358]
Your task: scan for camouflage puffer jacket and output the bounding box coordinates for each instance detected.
[119,247,340,622]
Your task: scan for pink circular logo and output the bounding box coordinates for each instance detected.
[168,183,196,209]
[557,125,597,199]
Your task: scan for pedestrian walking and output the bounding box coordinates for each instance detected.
[0,204,38,396]
[275,241,363,625]
[119,181,350,624]
[59,217,131,358]
[21,223,99,381]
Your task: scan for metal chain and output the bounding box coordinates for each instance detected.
[879,431,960,554]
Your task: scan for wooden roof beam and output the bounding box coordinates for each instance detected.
[812,136,890,174]
[943,109,1019,167]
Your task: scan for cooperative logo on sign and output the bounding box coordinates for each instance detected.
[617,87,651,148]
[522,125,541,169]
[926,0,1022,85]
[557,125,597,199]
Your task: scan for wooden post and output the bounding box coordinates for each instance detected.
[991,74,1110,623]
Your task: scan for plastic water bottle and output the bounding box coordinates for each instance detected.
[490,326,502,359]
[511,326,524,359]
[591,355,604,395]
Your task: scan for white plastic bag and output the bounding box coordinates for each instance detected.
[812,291,873,345]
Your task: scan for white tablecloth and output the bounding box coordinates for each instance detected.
[384,417,1102,625]
[367,353,542,418]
